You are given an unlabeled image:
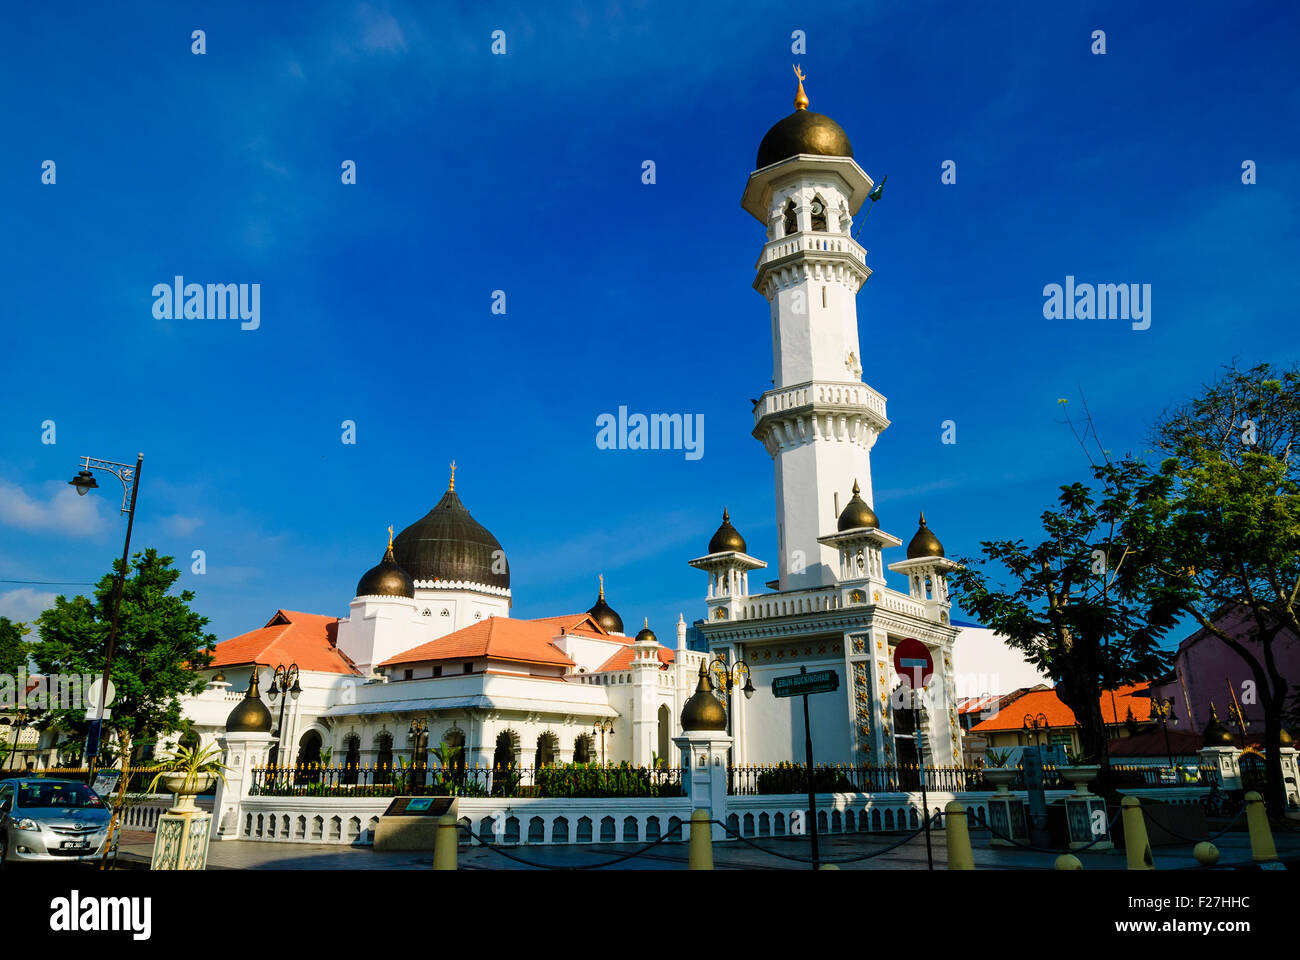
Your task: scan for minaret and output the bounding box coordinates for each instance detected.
[743,68,888,590]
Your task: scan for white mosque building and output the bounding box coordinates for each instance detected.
[184,71,1019,779]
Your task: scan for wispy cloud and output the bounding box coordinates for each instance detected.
[0,481,108,537]
[0,587,57,624]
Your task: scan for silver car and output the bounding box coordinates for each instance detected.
[0,778,112,864]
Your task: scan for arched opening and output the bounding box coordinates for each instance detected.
[375,732,394,785]
[342,733,361,784]
[782,199,797,237]
[294,730,322,784]
[810,194,828,232]
[438,728,467,786]
[657,704,671,762]
[1240,751,1267,791]
[492,730,520,795]
[573,733,595,764]
[535,731,559,767]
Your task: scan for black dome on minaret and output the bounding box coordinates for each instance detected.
[708,509,748,555]
[355,541,415,599]
[587,576,624,634]
[391,468,509,589]
[756,68,854,169]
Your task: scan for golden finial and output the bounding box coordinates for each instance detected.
[448,459,456,491]
[599,573,605,599]
[387,525,394,551]
[793,64,809,110]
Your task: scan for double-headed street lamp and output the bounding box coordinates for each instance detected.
[1023,712,1049,751]
[1151,696,1180,772]
[266,663,301,780]
[68,453,143,786]
[592,719,614,765]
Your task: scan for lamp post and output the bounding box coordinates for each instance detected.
[266,663,301,785]
[707,657,755,772]
[1151,696,1180,774]
[408,718,429,790]
[68,453,143,787]
[1022,712,1049,751]
[592,719,614,765]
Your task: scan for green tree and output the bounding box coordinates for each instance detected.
[31,548,216,767]
[948,459,1180,785]
[1127,363,1300,813]
[0,616,29,678]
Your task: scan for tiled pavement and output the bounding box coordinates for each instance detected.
[111,825,1300,871]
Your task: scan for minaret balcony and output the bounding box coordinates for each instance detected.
[757,231,867,269]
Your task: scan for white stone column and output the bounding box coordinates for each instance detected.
[674,730,734,841]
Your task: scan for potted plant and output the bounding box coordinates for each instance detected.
[981,749,1018,793]
[146,744,228,811]
[1057,749,1101,794]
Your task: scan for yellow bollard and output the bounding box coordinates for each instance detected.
[944,800,975,870]
[1054,854,1083,870]
[688,808,714,870]
[1122,796,1154,870]
[432,813,458,870]
[1193,842,1220,867]
[1243,791,1278,862]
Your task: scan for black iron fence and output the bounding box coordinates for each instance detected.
[250,762,685,799]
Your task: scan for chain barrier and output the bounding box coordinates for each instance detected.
[454,822,687,870]
[967,809,1123,854]
[1139,802,1248,844]
[708,814,935,865]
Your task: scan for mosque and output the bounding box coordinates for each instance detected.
[185,69,979,777]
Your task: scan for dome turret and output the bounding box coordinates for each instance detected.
[680,662,728,732]
[586,575,624,634]
[391,467,509,589]
[755,66,854,170]
[906,513,945,559]
[837,480,879,531]
[1202,703,1235,747]
[225,670,273,734]
[635,619,657,644]
[708,508,747,555]
[355,532,415,599]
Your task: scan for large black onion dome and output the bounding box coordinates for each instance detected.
[837,480,879,531]
[355,544,415,599]
[587,576,624,634]
[708,509,747,555]
[680,662,728,732]
[756,109,854,169]
[226,671,272,734]
[906,513,945,559]
[392,482,509,589]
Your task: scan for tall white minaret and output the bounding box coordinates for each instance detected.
[742,67,889,590]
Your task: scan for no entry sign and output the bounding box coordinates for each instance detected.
[893,638,933,688]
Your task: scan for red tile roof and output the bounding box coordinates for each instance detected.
[594,644,675,673]
[380,617,576,668]
[210,610,358,675]
[968,683,1154,733]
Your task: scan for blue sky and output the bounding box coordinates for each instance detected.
[2,1,1297,648]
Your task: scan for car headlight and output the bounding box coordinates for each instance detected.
[17,818,39,831]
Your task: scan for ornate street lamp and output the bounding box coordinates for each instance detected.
[267,663,301,782]
[1151,697,1180,772]
[67,453,143,787]
[1023,712,1049,751]
[408,718,429,789]
[592,719,614,765]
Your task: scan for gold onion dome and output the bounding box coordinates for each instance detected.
[391,466,509,589]
[635,618,657,644]
[680,662,728,732]
[355,533,415,599]
[755,65,854,170]
[225,670,272,734]
[587,574,624,634]
[708,508,748,554]
[837,480,879,531]
[1202,703,1235,747]
[1281,728,1294,747]
[906,512,945,559]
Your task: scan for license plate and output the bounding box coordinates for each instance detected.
[60,840,90,850]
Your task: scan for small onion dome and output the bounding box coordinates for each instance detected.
[355,544,415,599]
[1202,703,1235,747]
[837,479,879,531]
[1281,728,1294,747]
[635,618,657,644]
[708,508,747,554]
[225,670,272,734]
[587,575,624,634]
[212,671,226,683]
[680,662,728,732]
[906,512,945,559]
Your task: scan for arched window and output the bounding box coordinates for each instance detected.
[535,731,559,768]
[375,732,394,785]
[294,730,323,785]
[782,199,797,237]
[342,734,361,784]
[810,195,828,232]
[657,704,671,762]
[574,733,595,764]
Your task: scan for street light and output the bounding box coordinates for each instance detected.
[707,658,755,701]
[1151,697,1180,773]
[1023,712,1049,750]
[408,718,429,789]
[592,719,614,765]
[67,453,143,787]
[266,663,300,782]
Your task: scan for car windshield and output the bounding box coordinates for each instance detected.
[16,782,105,809]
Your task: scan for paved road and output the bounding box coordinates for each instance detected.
[111,825,1300,870]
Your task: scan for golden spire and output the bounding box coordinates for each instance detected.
[448,459,456,491]
[793,64,809,110]
[599,573,605,600]
[387,525,394,551]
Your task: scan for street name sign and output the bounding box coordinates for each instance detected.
[772,670,839,698]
